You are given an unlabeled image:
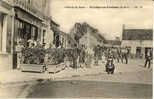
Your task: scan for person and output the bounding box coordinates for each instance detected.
[93,45,100,66]
[16,40,24,70]
[116,48,120,63]
[64,54,70,67]
[101,52,106,64]
[30,43,35,48]
[72,47,79,69]
[144,50,152,68]
[78,47,85,68]
[85,47,93,68]
[122,48,129,64]
[106,51,115,74]
[121,48,126,64]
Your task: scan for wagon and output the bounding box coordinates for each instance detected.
[20,64,46,73]
[46,63,66,74]
[20,48,46,73]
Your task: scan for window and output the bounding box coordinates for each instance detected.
[136,47,142,57]
[34,27,38,41]
[43,30,46,44]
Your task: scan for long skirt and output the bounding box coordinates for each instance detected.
[17,52,22,69]
[85,55,92,68]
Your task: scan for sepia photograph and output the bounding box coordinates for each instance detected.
[0,0,153,98]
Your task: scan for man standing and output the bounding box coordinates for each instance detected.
[123,48,129,64]
[145,50,152,68]
[121,48,128,64]
[79,47,85,68]
[73,46,79,69]
[16,40,24,70]
[93,45,99,66]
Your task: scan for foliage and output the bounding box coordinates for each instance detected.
[45,48,77,65]
[21,47,78,65]
[21,48,45,64]
[45,48,65,65]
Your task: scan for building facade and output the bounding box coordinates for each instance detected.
[79,27,104,49]
[59,32,77,49]
[0,1,15,71]
[121,28,153,58]
[0,0,54,71]
[104,40,121,48]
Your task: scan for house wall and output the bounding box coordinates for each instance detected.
[79,33,102,49]
[121,40,153,55]
[0,2,14,71]
[0,54,14,72]
[44,29,54,49]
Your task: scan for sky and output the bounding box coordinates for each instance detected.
[50,0,153,40]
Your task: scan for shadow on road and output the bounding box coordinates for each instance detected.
[27,80,152,98]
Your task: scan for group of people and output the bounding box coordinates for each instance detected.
[64,45,93,69]
[67,44,153,71]
[64,45,130,70]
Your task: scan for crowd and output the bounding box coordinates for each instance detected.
[64,44,152,74]
[64,45,130,69]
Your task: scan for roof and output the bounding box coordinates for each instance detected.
[70,22,105,43]
[122,29,153,40]
[50,19,60,27]
[104,40,121,45]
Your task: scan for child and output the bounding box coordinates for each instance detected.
[105,54,115,74]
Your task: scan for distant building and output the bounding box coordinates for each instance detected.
[121,27,153,58]
[53,31,77,49]
[79,25,104,49]
[69,22,105,49]
[104,40,121,48]
[60,32,77,49]
[79,32,104,49]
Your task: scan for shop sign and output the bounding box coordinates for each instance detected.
[16,9,42,27]
[14,0,44,21]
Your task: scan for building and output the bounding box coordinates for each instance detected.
[104,40,121,48]
[52,30,77,49]
[50,20,60,48]
[58,31,77,49]
[43,17,56,49]
[0,0,14,71]
[79,31,104,49]
[0,0,54,71]
[79,23,105,49]
[69,22,105,49]
[121,27,153,58]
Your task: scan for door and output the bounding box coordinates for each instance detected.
[136,47,141,58]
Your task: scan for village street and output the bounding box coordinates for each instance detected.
[0,0,153,99]
[0,58,152,98]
